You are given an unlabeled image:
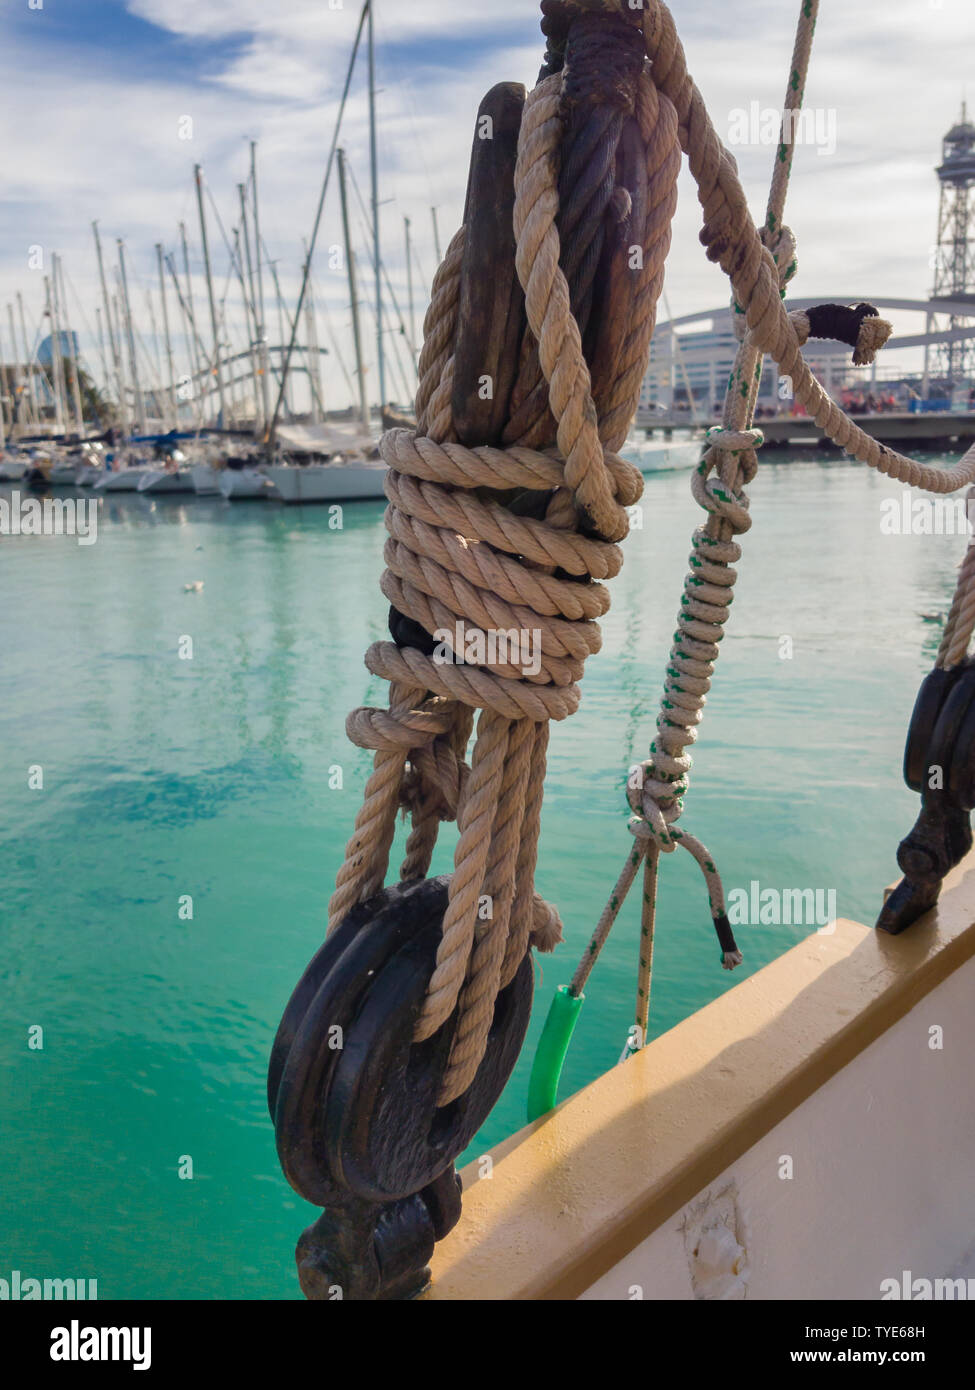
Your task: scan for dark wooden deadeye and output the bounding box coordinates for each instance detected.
[268,878,532,1300]
[878,659,975,933]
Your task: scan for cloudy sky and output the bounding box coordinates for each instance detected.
[1,0,972,413]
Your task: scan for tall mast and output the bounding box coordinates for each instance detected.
[0,318,7,447]
[0,332,6,447]
[156,243,178,429]
[117,240,147,434]
[265,0,370,449]
[404,214,416,365]
[94,307,111,410]
[57,255,85,434]
[368,0,385,408]
[431,206,442,265]
[338,148,370,433]
[93,223,127,431]
[264,253,292,420]
[250,142,272,432]
[194,165,227,427]
[238,182,262,433]
[302,239,324,423]
[8,303,26,431]
[113,291,128,428]
[45,270,66,434]
[17,292,40,428]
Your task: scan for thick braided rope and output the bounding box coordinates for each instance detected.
[416,69,673,1097]
[937,487,975,669]
[329,40,678,1105]
[637,0,975,493]
[430,68,682,1097]
[619,0,975,862]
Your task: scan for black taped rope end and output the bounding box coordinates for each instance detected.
[804,302,892,367]
[713,912,743,971]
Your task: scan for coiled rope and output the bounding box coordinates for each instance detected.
[330,0,975,1102]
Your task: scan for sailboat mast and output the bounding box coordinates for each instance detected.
[238,182,262,434]
[17,292,40,428]
[112,292,128,430]
[431,206,442,266]
[302,240,324,424]
[0,335,7,447]
[56,255,85,435]
[368,0,385,409]
[117,240,147,434]
[156,244,178,429]
[194,166,227,428]
[404,215,416,365]
[338,148,370,433]
[45,269,66,434]
[265,253,292,421]
[250,143,272,433]
[0,323,7,447]
[92,223,127,433]
[7,303,24,431]
[94,306,111,415]
[264,0,370,450]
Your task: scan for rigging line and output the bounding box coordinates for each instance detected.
[265,0,371,449]
[307,264,358,405]
[347,159,419,366]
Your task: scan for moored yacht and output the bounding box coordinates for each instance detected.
[263,456,387,503]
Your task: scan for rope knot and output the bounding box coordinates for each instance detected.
[560,9,646,115]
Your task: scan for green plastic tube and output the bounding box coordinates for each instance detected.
[527,985,584,1122]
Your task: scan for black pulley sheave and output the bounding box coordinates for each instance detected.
[268,878,533,1299]
[877,658,975,933]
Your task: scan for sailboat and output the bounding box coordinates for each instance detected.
[258,50,387,502]
[262,421,386,503]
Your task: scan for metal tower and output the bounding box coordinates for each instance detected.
[931,104,975,388]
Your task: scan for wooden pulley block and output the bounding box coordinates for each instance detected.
[903,660,971,792]
[267,876,533,1298]
[878,660,975,935]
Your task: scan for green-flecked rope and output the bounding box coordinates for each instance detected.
[528,0,819,1120]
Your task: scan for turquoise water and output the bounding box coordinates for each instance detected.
[0,454,965,1299]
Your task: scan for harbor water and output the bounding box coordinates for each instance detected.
[0,451,965,1298]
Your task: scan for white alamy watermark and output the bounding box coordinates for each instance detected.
[880,494,974,536]
[882,1270,975,1300]
[432,622,542,678]
[727,101,837,157]
[50,1320,150,1372]
[727,880,836,930]
[0,489,97,545]
[0,1269,97,1299]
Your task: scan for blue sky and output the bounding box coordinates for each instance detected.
[1,0,973,410]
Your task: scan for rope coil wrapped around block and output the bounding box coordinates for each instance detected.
[330,8,680,1107]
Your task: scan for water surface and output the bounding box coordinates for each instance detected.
[0,452,963,1297]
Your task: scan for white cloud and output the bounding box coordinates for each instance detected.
[1,0,974,409]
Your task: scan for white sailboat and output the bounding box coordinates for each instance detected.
[137,465,195,494]
[219,465,275,499]
[93,451,152,492]
[264,457,387,503]
[49,453,83,485]
[191,462,222,495]
[0,453,29,482]
[626,435,703,473]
